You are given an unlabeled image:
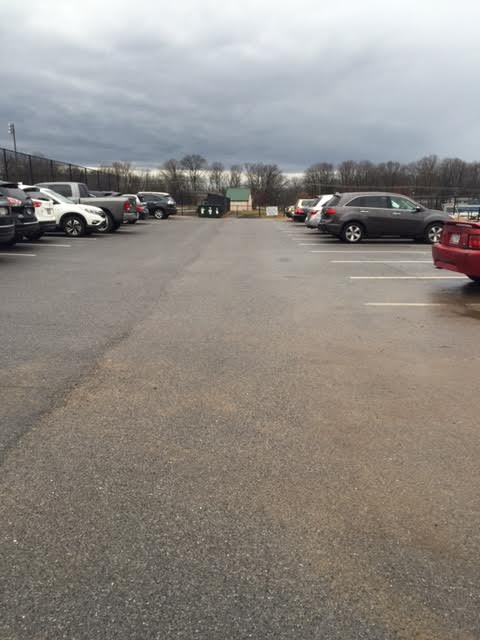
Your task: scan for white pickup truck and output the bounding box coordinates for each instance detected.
[35,182,137,233]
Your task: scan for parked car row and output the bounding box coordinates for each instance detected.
[297,191,452,244]
[0,181,178,245]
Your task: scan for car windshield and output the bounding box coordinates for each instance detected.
[40,188,75,204]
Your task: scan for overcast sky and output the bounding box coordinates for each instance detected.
[1,0,479,171]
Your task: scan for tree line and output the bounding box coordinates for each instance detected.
[3,146,480,207]
[100,155,480,206]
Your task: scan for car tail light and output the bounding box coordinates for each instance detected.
[468,235,480,250]
[7,196,22,206]
[32,200,42,208]
[123,199,134,213]
[294,207,303,214]
[324,207,337,215]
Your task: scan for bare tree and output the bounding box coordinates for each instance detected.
[303,162,335,195]
[284,176,304,206]
[244,163,285,206]
[208,161,226,193]
[181,154,207,192]
[228,164,243,188]
[161,159,187,198]
[338,160,357,186]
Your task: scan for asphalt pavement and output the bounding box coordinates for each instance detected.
[1,218,479,639]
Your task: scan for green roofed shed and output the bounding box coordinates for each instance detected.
[226,187,253,211]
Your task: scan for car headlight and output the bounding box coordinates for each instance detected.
[0,206,9,216]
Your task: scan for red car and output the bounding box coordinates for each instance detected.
[433,220,480,283]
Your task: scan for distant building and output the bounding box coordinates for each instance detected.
[226,187,253,212]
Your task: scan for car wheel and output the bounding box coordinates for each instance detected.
[153,208,166,220]
[467,275,480,283]
[425,223,443,244]
[97,212,116,233]
[24,230,44,241]
[341,222,364,243]
[127,219,137,224]
[1,237,16,247]
[63,214,86,237]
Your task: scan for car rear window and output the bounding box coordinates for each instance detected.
[0,187,28,201]
[44,184,73,197]
[327,195,342,207]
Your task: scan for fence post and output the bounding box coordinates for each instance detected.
[50,159,54,180]
[28,155,34,184]
[69,164,73,181]
[2,148,8,180]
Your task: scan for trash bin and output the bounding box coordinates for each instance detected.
[197,193,230,218]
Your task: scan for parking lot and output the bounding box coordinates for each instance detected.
[1,217,479,639]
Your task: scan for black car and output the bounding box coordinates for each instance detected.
[138,192,177,219]
[0,182,39,241]
[319,192,450,244]
[0,195,15,246]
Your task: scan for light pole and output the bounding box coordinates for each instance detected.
[8,122,17,154]
[8,122,18,178]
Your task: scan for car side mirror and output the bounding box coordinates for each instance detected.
[415,206,423,212]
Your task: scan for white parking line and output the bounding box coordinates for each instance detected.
[0,252,36,257]
[17,243,71,248]
[351,276,465,280]
[332,260,432,264]
[365,302,480,308]
[311,250,430,254]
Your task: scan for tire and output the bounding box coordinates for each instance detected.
[153,208,167,220]
[341,222,365,243]
[62,214,86,237]
[97,212,114,233]
[24,230,43,241]
[424,222,443,244]
[467,275,480,283]
[1,237,16,248]
[127,219,137,224]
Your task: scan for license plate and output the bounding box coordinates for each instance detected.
[450,233,460,245]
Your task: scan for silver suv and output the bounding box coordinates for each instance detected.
[319,192,450,243]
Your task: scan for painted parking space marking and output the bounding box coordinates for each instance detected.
[0,252,36,257]
[350,276,465,280]
[365,302,480,308]
[311,250,430,254]
[332,260,432,264]
[17,242,71,248]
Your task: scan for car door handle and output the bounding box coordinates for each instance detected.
[392,211,401,215]
[360,210,369,213]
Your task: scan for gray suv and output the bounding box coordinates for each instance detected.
[319,192,450,243]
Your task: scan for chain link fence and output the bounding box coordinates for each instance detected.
[0,147,207,213]
[0,146,118,189]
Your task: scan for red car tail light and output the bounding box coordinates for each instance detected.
[32,200,42,208]
[294,207,303,214]
[123,199,134,213]
[468,235,480,250]
[7,196,22,206]
[324,207,337,215]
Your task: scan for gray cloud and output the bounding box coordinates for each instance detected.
[1,0,479,171]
